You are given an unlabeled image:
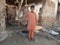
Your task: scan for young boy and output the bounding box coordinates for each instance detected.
[22,5,37,40]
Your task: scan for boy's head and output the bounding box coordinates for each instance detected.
[30,5,35,11]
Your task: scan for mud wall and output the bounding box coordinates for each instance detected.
[42,0,58,30]
[0,0,6,31]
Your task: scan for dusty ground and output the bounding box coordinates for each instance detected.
[0,26,59,45]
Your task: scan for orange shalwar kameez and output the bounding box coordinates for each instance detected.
[22,11,37,38]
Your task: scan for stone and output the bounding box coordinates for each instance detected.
[0,31,8,41]
[0,0,8,41]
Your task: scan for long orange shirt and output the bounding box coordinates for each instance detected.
[22,11,37,30]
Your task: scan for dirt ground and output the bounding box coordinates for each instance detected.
[0,26,59,45]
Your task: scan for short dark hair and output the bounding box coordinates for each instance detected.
[30,5,35,9]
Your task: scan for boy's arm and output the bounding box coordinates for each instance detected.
[22,12,28,19]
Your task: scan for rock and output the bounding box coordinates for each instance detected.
[48,30,59,35]
[0,0,8,42]
[0,30,8,41]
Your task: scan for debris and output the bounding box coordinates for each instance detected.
[41,27,60,44]
[34,26,60,44]
[0,30,8,42]
[48,30,59,35]
[35,26,42,30]
[34,30,40,34]
[56,27,60,31]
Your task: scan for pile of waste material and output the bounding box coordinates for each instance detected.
[34,26,60,44]
[35,26,60,38]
